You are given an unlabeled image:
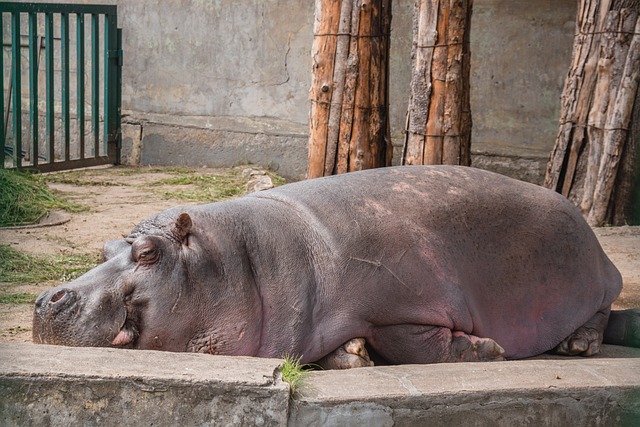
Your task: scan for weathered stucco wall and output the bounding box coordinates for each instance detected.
[4,0,577,181]
[119,0,313,123]
[470,0,576,157]
[118,0,576,181]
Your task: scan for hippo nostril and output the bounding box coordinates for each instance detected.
[50,290,67,304]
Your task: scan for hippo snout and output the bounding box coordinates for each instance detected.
[33,281,129,347]
[33,288,80,345]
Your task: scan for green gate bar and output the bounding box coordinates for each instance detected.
[91,13,99,156]
[77,13,85,160]
[104,12,119,155]
[61,12,70,162]
[11,11,22,169]
[28,12,38,167]
[1,2,121,172]
[0,13,4,163]
[45,12,54,163]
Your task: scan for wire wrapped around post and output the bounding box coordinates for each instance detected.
[545,0,640,226]
[308,0,393,178]
[402,0,473,166]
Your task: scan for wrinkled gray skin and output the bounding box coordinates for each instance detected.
[33,166,639,366]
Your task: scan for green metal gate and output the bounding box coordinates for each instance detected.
[1,3,122,172]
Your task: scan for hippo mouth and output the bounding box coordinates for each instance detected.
[111,308,140,348]
[111,322,138,347]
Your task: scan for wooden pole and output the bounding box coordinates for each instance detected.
[545,0,640,226]
[402,0,473,166]
[308,0,393,178]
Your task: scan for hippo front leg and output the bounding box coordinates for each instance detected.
[368,324,505,364]
[315,338,375,369]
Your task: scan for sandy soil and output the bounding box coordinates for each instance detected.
[0,166,638,344]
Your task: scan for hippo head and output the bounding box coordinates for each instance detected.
[33,211,263,355]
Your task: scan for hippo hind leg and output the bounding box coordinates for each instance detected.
[315,338,375,369]
[554,309,609,356]
[368,324,505,364]
[603,308,640,348]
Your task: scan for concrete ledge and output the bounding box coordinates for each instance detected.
[121,113,309,179]
[291,346,640,427]
[1,344,639,426]
[0,344,289,426]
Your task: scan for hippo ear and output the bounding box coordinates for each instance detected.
[173,212,192,243]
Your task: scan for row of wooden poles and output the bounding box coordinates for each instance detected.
[308,0,472,179]
[307,0,640,227]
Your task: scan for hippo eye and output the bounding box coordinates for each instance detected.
[132,238,161,266]
[137,248,159,265]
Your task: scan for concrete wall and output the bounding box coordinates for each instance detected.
[118,0,576,181]
[5,0,577,181]
[2,343,640,426]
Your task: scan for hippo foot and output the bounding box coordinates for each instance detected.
[554,310,609,356]
[450,332,506,362]
[315,338,375,370]
[554,326,601,356]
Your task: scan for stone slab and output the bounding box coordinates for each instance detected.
[0,343,289,427]
[290,346,640,427]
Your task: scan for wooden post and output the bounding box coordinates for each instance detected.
[545,0,640,226]
[402,0,473,166]
[308,0,393,178]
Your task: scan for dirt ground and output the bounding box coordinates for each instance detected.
[0,166,639,344]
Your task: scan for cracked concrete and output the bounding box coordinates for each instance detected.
[290,348,640,426]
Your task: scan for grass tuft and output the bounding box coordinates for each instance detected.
[0,169,87,227]
[150,168,248,202]
[281,354,313,397]
[0,245,99,283]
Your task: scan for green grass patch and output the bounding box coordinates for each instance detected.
[1,165,287,225]
[281,355,312,397]
[0,245,99,283]
[0,292,38,305]
[0,169,87,227]
[43,166,287,203]
[267,172,287,187]
[43,172,126,186]
[113,166,195,176]
[150,169,248,202]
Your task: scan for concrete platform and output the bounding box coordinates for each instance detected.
[1,343,639,426]
[0,344,289,426]
[291,348,640,427]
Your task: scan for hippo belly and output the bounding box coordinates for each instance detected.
[247,165,622,362]
[33,165,624,366]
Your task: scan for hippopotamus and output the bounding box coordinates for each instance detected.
[33,165,639,368]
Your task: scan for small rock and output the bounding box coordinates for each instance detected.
[246,175,274,193]
[242,168,266,179]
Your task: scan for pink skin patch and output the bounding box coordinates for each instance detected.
[111,329,134,346]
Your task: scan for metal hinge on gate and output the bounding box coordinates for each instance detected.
[109,49,123,67]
